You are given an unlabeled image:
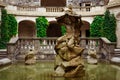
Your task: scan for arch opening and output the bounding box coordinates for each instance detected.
[18,20,36,38]
[47,21,62,37]
[80,21,90,37]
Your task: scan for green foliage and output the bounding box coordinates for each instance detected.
[36,16,48,37]
[8,14,17,38]
[0,9,17,49]
[90,16,103,37]
[90,10,116,42]
[61,25,66,35]
[0,8,9,42]
[0,39,6,49]
[102,10,116,42]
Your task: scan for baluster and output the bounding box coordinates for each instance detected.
[52,40,55,45]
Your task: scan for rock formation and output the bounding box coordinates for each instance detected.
[54,6,85,77]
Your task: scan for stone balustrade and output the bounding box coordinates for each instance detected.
[7,37,116,61]
[7,6,105,17]
[46,7,64,12]
[17,6,37,11]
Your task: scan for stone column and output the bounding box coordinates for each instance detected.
[116,20,120,48]
[116,12,120,48]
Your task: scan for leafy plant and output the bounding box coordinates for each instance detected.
[61,25,66,35]
[90,15,103,37]
[90,10,116,42]
[36,16,48,37]
[8,14,17,38]
[0,8,9,42]
[0,9,17,49]
[102,10,116,42]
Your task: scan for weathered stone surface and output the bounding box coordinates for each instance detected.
[62,56,84,67]
[25,50,36,65]
[64,65,85,77]
[55,55,64,66]
[54,7,85,77]
[87,56,98,64]
[87,41,98,64]
[54,66,65,76]
[111,57,120,63]
[0,58,11,66]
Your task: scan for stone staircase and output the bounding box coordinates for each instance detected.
[110,48,120,64]
[0,49,7,59]
[114,49,120,57]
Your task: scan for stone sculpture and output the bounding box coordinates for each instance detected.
[54,6,85,77]
[25,49,36,65]
[87,41,98,64]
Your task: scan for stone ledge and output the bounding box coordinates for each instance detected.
[110,57,120,63]
[0,58,12,66]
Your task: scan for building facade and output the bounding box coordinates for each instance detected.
[0,0,120,48]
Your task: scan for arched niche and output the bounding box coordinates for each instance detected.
[80,20,90,37]
[116,12,120,20]
[47,21,62,37]
[18,20,36,38]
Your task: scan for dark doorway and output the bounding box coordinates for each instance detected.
[47,21,62,37]
[86,30,90,37]
[80,21,90,37]
[18,20,36,38]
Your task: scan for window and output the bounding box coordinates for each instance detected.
[85,3,91,11]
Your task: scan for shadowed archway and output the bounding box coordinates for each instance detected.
[18,20,36,37]
[80,21,90,37]
[47,21,62,37]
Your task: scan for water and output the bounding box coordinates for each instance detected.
[0,61,120,80]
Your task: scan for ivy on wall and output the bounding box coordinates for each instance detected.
[0,9,17,49]
[36,16,48,37]
[0,8,9,49]
[8,14,17,38]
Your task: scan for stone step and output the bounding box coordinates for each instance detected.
[0,49,7,59]
[113,48,120,57]
[113,54,120,57]
[110,57,120,64]
[114,49,120,52]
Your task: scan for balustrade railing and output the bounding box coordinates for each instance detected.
[7,37,116,61]
[46,7,63,12]
[17,6,37,11]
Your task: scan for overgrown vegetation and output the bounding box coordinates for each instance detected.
[90,10,116,42]
[61,25,66,35]
[102,10,116,42]
[36,16,48,37]
[8,14,17,38]
[90,15,103,37]
[0,9,17,49]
